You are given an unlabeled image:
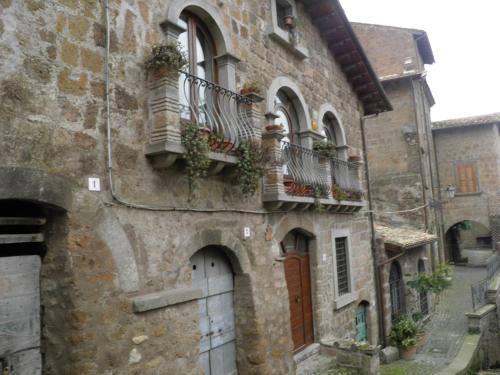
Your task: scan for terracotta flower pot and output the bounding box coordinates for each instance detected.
[399,345,417,361]
[283,15,294,27]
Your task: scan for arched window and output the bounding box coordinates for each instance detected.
[178,12,217,121]
[281,229,309,254]
[322,112,340,146]
[273,90,300,144]
[389,262,404,320]
[418,259,429,316]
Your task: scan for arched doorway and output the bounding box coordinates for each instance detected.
[445,220,492,263]
[190,246,237,375]
[0,200,47,374]
[281,230,314,352]
[418,259,429,316]
[389,261,404,321]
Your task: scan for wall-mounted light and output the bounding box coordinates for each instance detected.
[445,185,456,199]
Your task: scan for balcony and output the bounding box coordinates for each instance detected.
[145,70,261,172]
[262,131,364,212]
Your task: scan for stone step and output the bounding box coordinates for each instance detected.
[296,353,336,375]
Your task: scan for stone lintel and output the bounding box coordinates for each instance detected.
[132,287,203,313]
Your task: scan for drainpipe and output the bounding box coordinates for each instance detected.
[360,113,385,346]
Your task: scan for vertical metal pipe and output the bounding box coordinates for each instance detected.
[360,113,386,346]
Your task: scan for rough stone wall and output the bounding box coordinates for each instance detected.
[0,0,378,374]
[433,125,500,237]
[351,23,424,79]
[378,244,430,339]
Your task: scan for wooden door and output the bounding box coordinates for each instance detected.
[0,256,42,374]
[284,254,314,351]
[355,305,367,342]
[191,248,237,375]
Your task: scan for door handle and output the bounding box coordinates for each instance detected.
[295,295,301,303]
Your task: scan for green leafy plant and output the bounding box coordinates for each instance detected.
[313,140,337,159]
[407,263,452,294]
[235,141,262,196]
[332,184,349,201]
[181,122,211,197]
[313,184,326,212]
[390,317,417,348]
[145,43,187,72]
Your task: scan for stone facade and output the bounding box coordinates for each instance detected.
[432,114,500,259]
[352,23,443,339]
[0,1,388,374]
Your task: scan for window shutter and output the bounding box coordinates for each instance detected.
[457,163,478,193]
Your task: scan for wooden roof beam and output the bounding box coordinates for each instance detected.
[0,217,46,226]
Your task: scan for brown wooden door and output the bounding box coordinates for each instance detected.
[284,254,314,351]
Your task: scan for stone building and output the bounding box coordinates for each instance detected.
[0,1,391,374]
[432,113,500,263]
[352,23,442,340]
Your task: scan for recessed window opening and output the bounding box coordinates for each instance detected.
[280,230,309,255]
[274,90,300,145]
[276,0,293,30]
[177,12,217,123]
[335,237,350,296]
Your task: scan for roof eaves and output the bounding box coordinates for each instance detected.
[304,1,393,115]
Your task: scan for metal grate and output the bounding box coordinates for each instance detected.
[331,158,362,193]
[336,237,350,296]
[281,141,331,197]
[471,252,500,310]
[389,264,404,319]
[178,71,256,147]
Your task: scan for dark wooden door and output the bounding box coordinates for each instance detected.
[284,254,314,351]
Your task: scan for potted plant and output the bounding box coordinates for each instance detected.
[239,81,261,95]
[390,317,418,360]
[313,140,337,159]
[145,43,187,80]
[283,14,295,28]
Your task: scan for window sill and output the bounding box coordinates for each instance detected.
[334,291,359,310]
[267,29,309,60]
[145,141,239,172]
[455,191,482,197]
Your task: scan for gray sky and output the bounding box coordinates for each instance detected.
[341,0,500,121]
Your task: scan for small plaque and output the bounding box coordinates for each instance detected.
[88,177,101,191]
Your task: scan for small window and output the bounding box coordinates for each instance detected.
[456,162,479,193]
[276,0,293,30]
[332,230,358,309]
[335,237,350,296]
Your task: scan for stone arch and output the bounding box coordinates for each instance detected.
[161,0,238,90]
[163,0,234,57]
[444,219,493,263]
[0,167,73,211]
[273,214,316,244]
[267,77,312,137]
[444,218,490,235]
[181,227,251,276]
[317,103,347,146]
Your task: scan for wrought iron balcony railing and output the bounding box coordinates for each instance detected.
[331,158,362,193]
[178,71,256,148]
[281,141,331,197]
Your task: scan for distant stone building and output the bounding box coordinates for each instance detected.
[352,23,442,339]
[432,113,500,263]
[0,1,391,374]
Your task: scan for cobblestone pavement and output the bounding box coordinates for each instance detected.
[381,265,487,375]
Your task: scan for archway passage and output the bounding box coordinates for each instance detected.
[191,247,237,375]
[281,230,314,352]
[0,200,47,374]
[445,220,492,263]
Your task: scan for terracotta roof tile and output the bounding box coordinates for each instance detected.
[375,224,438,249]
[432,113,500,130]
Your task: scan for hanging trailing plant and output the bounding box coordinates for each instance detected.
[145,42,187,72]
[407,263,452,294]
[181,122,211,197]
[313,184,326,212]
[235,141,262,197]
[313,140,337,159]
